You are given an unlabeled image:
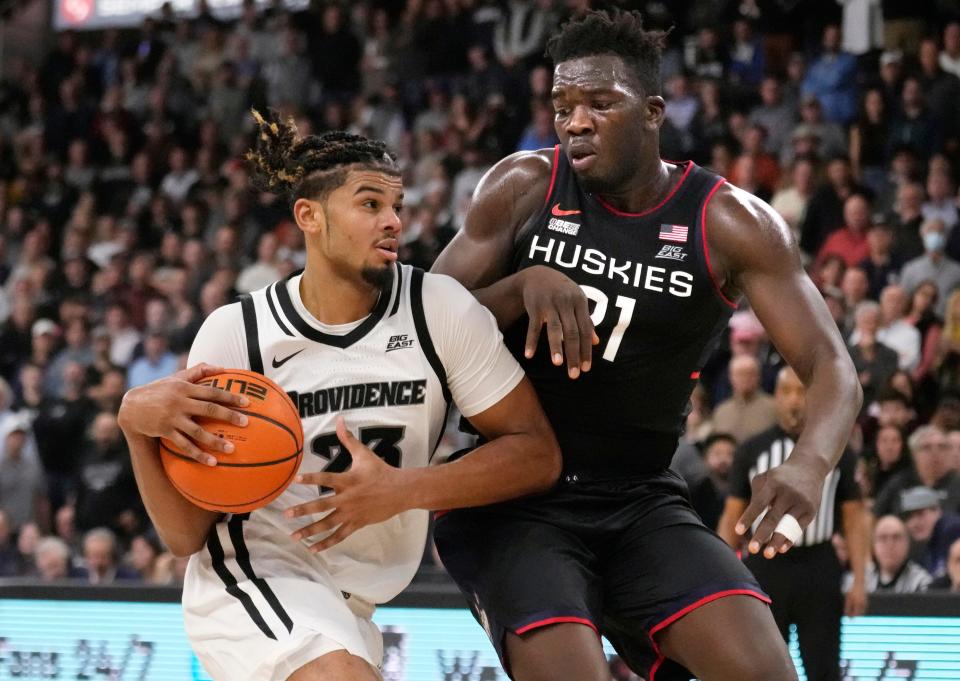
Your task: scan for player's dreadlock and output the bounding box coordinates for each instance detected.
[546,9,669,96]
[246,109,399,202]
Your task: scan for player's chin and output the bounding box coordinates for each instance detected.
[572,164,612,194]
[361,263,394,289]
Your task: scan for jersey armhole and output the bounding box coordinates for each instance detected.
[700,178,739,310]
[542,144,561,207]
[410,268,453,460]
[238,293,264,374]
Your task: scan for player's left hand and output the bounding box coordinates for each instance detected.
[844,581,868,617]
[284,417,408,552]
[735,454,824,559]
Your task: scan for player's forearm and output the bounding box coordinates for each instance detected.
[843,502,870,588]
[122,429,221,557]
[793,352,863,476]
[399,430,561,511]
[469,272,528,330]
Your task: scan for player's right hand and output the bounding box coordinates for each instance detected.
[520,265,599,379]
[117,363,250,467]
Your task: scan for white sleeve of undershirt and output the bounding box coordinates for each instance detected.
[420,272,525,418]
[186,302,250,370]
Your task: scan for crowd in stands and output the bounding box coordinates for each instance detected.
[1,0,960,597]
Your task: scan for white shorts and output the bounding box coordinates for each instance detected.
[183,527,383,681]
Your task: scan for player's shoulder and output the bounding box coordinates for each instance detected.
[471,149,556,224]
[416,268,477,307]
[706,181,800,267]
[200,300,244,332]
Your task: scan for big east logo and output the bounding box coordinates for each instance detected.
[386,334,415,352]
[199,377,268,401]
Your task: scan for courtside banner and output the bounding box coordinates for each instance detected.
[53,0,307,31]
[1,598,960,680]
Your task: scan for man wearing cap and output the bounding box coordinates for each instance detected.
[719,366,868,681]
[0,415,48,531]
[901,486,960,578]
[875,425,960,516]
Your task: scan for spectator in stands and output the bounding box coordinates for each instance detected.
[784,96,848,169]
[905,281,943,384]
[728,18,764,90]
[687,432,736,531]
[710,355,777,444]
[900,220,960,317]
[749,76,796,155]
[77,527,138,584]
[849,88,890,195]
[34,536,79,581]
[875,425,960,516]
[860,220,901,300]
[850,301,900,412]
[858,515,932,592]
[126,330,178,389]
[729,124,780,198]
[770,156,815,243]
[0,414,47,531]
[865,425,911,500]
[236,232,282,293]
[0,510,16,577]
[74,412,139,536]
[928,537,960,590]
[901,486,960,578]
[875,285,921,371]
[515,100,558,152]
[45,319,94,398]
[15,522,40,577]
[800,155,867,256]
[890,181,927,262]
[888,77,942,163]
[803,25,858,125]
[840,266,869,331]
[941,23,960,79]
[128,531,173,584]
[917,38,960,144]
[817,193,873,267]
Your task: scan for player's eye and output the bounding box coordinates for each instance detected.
[594,101,613,111]
[393,204,404,213]
[363,199,378,210]
[554,108,569,117]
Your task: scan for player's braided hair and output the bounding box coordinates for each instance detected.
[246,109,398,201]
[546,9,669,96]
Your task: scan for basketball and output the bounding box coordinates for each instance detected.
[159,369,304,513]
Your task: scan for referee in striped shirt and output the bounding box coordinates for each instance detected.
[718,366,870,681]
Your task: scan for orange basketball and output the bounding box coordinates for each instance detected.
[160,369,304,513]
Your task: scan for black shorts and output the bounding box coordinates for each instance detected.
[433,469,769,681]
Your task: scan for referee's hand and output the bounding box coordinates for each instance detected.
[735,456,823,558]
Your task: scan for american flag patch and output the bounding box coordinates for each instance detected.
[659,224,688,243]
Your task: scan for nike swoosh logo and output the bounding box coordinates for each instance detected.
[551,203,581,217]
[272,348,304,368]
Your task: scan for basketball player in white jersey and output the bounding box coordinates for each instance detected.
[117,113,561,681]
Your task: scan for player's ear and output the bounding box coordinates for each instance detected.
[645,95,666,131]
[293,197,326,236]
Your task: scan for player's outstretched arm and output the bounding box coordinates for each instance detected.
[707,185,863,557]
[433,150,597,379]
[118,364,248,556]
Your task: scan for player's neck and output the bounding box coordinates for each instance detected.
[299,266,381,325]
[595,159,675,214]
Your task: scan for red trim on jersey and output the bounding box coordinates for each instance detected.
[514,616,599,636]
[690,371,701,379]
[646,589,771,681]
[593,161,693,218]
[543,145,561,207]
[433,510,450,520]
[700,178,738,310]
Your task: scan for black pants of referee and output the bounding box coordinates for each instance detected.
[745,542,842,681]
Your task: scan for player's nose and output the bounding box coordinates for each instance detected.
[564,105,594,136]
[382,208,402,233]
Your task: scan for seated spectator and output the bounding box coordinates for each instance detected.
[15,522,40,577]
[848,301,900,413]
[875,285,921,371]
[888,77,942,163]
[917,38,960,147]
[0,414,47,531]
[76,527,139,584]
[710,355,777,444]
[928,537,960,590]
[128,531,173,584]
[236,232,282,293]
[849,88,891,195]
[126,330,178,389]
[74,412,140,536]
[840,266,869,333]
[899,219,960,318]
[926,170,959,235]
[941,22,960,79]
[890,182,927,262]
[748,76,796,155]
[784,97,848,168]
[800,155,867,257]
[0,510,16,577]
[864,425,911,501]
[875,425,960,516]
[34,536,82,581]
[728,124,780,197]
[859,221,902,300]
[901,486,960,578]
[935,290,960,393]
[905,281,943,384]
[816,193,872,267]
[770,156,815,244]
[515,100,558,152]
[687,432,736,531]
[802,25,858,125]
[856,515,932,593]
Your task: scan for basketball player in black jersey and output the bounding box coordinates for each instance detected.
[432,11,861,681]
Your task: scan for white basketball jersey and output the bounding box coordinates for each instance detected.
[182,264,523,613]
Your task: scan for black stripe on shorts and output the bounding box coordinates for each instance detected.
[228,514,294,634]
[206,525,276,640]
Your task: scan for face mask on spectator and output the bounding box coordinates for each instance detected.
[924,232,946,253]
